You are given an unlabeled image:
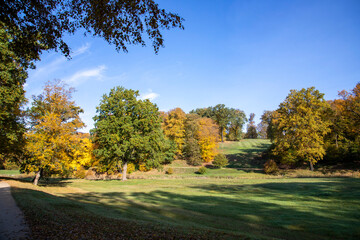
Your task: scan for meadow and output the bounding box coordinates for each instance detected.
[2,139,360,240]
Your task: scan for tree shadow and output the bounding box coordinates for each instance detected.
[226,143,271,169]
[11,178,360,240]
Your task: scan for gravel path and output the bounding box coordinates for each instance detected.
[0,181,30,240]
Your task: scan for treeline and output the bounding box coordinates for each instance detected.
[0,80,250,184]
[260,84,360,172]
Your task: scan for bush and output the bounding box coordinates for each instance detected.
[264,159,279,174]
[74,166,86,179]
[166,167,174,175]
[127,163,135,174]
[197,166,207,174]
[212,154,228,168]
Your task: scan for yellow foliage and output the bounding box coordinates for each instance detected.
[139,164,151,172]
[162,108,186,156]
[196,118,219,162]
[24,80,85,175]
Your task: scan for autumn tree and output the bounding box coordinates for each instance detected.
[23,80,85,185]
[272,87,331,170]
[91,86,173,180]
[326,83,360,162]
[162,108,186,157]
[191,104,238,142]
[227,109,247,141]
[196,117,219,162]
[245,113,257,139]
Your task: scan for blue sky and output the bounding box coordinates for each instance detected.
[25,0,360,133]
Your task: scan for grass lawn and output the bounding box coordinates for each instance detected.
[219,139,271,168]
[7,177,360,240]
[0,169,21,176]
[3,139,360,239]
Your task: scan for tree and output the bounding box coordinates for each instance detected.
[91,86,173,180]
[272,87,331,170]
[23,80,85,185]
[325,83,360,163]
[196,117,219,162]
[191,104,234,142]
[257,110,274,139]
[245,113,257,139]
[0,23,27,163]
[227,109,247,141]
[183,114,202,165]
[1,0,184,60]
[162,108,186,157]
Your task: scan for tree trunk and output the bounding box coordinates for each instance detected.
[335,133,338,149]
[309,161,314,171]
[33,168,43,185]
[122,161,128,181]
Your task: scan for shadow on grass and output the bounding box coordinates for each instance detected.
[0,176,72,187]
[226,143,271,169]
[12,178,360,240]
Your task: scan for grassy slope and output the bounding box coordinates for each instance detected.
[5,139,360,239]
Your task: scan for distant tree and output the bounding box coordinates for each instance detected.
[0,23,27,164]
[325,83,360,162]
[272,87,331,170]
[183,114,202,165]
[162,108,186,157]
[191,104,235,142]
[245,113,257,139]
[227,109,247,141]
[91,86,173,180]
[257,110,274,139]
[23,80,85,185]
[196,117,219,162]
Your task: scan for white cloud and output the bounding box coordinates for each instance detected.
[64,65,107,85]
[140,90,159,101]
[72,43,90,56]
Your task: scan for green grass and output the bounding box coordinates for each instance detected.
[0,169,20,175]
[219,139,271,168]
[8,177,360,240]
[5,139,360,239]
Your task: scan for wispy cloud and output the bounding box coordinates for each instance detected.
[72,43,90,57]
[64,65,107,85]
[140,90,159,101]
[32,43,91,78]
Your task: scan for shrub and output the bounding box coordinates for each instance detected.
[127,163,135,174]
[166,167,174,175]
[264,159,279,174]
[197,166,207,174]
[74,166,86,179]
[212,153,228,168]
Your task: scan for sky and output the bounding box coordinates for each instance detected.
[25,0,360,133]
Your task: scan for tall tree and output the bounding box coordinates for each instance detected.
[91,86,173,180]
[326,83,360,162]
[227,109,247,141]
[23,80,85,185]
[272,87,331,170]
[0,23,27,162]
[245,113,257,139]
[257,110,274,139]
[162,108,186,157]
[196,117,219,162]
